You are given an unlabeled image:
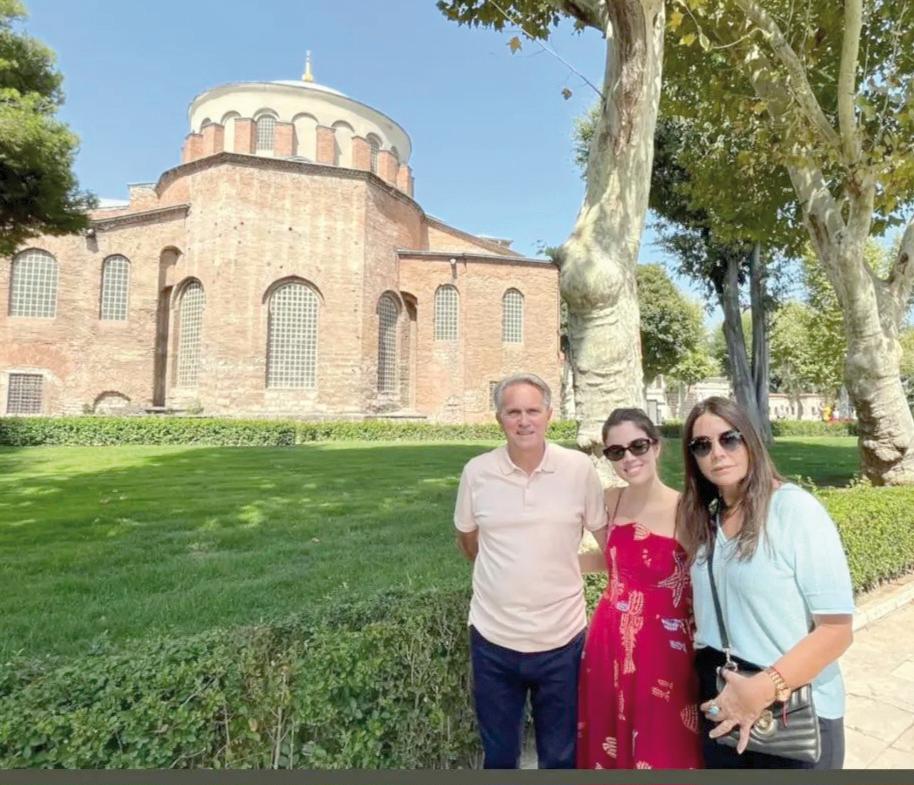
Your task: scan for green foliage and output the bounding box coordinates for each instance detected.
[0,415,579,447]
[0,589,479,769]
[0,0,94,256]
[819,486,914,593]
[665,0,914,235]
[658,420,857,438]
[636,263,705,384]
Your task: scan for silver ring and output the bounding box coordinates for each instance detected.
[708,703,721,717]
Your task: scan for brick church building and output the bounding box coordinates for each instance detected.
[1,63,560,422]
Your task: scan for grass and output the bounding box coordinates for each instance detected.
[0,436,860,659]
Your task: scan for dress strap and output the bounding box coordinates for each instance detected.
[608,486,625,526]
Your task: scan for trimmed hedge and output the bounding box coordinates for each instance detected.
[1,484,911,768]
[0,416,578,447]
[659,419,857,438]
[0,589,479,769]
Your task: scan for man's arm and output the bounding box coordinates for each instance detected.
[457,529,479,561]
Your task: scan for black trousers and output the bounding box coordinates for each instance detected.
[695,646,845,769]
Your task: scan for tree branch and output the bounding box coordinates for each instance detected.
[837,0,863,164]
[888,217,914,328]
[731,0,841,152]
[553,0,603,30]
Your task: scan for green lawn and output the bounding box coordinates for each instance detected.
[0,437,860,659]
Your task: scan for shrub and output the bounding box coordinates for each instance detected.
[0,589,479,769]
[770,420,857,437]
[0,416,578,447]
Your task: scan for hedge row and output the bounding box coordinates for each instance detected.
[0,589,479,769]
[1,485,910,768]
[659,419,857,438]
[0,416,579,447]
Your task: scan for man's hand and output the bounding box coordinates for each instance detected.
[457,529,479,561]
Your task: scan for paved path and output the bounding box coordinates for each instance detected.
[843,583,914,768]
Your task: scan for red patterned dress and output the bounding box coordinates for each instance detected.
[577,521,702,770]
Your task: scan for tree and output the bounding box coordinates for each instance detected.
[664,0,914,484]
[0,0,93,257]
[636,263,704,385]
[438,0,664,455]
[901,327,914,412]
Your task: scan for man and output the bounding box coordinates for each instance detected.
[454,372,605,768]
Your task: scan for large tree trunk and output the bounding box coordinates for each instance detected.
[558,0,664,458]
[805,212,914,485]
[719,254,766,439]
[749,243,773,444]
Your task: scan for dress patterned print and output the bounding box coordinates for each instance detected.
[577,522,703,769]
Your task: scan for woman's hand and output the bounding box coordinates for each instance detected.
[699,669,776,754]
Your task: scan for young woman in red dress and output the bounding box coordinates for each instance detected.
[577,408,702,770]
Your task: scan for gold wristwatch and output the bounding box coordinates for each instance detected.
[763,666,791,702]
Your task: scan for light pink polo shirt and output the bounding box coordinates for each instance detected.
[454,442,605,652]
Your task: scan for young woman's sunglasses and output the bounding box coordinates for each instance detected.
[602,438,656,462]
[688,429,744,458]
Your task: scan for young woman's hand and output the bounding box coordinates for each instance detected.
[699,669,776,754]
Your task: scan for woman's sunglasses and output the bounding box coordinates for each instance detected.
[688,429,744,458]
[602,438,656,462]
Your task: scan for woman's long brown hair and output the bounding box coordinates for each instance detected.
[677,397,783,564]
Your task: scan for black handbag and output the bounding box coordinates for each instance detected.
[706,513,821,763]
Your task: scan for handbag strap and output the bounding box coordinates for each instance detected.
[707,508,735,668]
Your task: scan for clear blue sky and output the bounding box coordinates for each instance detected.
[23,0,685,282]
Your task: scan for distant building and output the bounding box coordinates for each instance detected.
[1,61,560,421]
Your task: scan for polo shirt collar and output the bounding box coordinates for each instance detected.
[497,442,557,475]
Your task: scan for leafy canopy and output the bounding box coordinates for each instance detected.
[0,0,94,256]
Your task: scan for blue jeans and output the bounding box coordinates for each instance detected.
[469,625,584,769]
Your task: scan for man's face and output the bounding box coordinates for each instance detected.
[496,383,552,452]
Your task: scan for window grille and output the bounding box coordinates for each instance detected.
[6,374,43,414]
[368,136,380,174]
[434,285,459,341]
[267,282,319,388]
[377,295,399,394]
[9,249,58,318]
[176,281,205,386]
[489,381,499,410]
[256,115,276,152]
[502,289,524,343]
[100,255,130,320]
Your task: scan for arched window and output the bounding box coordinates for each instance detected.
[255,114,276,152]
[9,249,58,318]
[434,285,459,341]
[377,294,399,394]
[221,111,240,152]
[175,281,205,387]
[99,255,130,320]
[267,281,319,388]
[502,288,524,343]
[367,134,381,174]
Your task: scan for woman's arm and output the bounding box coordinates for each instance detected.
[579,524,609,574]
[701,614,853,752]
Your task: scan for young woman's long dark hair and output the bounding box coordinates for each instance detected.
[601,407,662,444]
[677,397,783,564]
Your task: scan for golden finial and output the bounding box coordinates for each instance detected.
[302,51,314,83]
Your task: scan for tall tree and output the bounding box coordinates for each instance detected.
[636,263,704,385]
[0,0,93,257]
[666,0,914,484]
[438,0,664,455]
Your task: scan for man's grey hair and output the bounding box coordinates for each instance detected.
[493,372,553,413]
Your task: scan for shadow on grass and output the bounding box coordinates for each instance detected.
[0,442,492,659]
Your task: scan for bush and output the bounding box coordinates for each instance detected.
[0,589,479,769]
[819,485,914,593]
[770,420,857,437]
[0,416,578,447]
[659,419,857,438]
